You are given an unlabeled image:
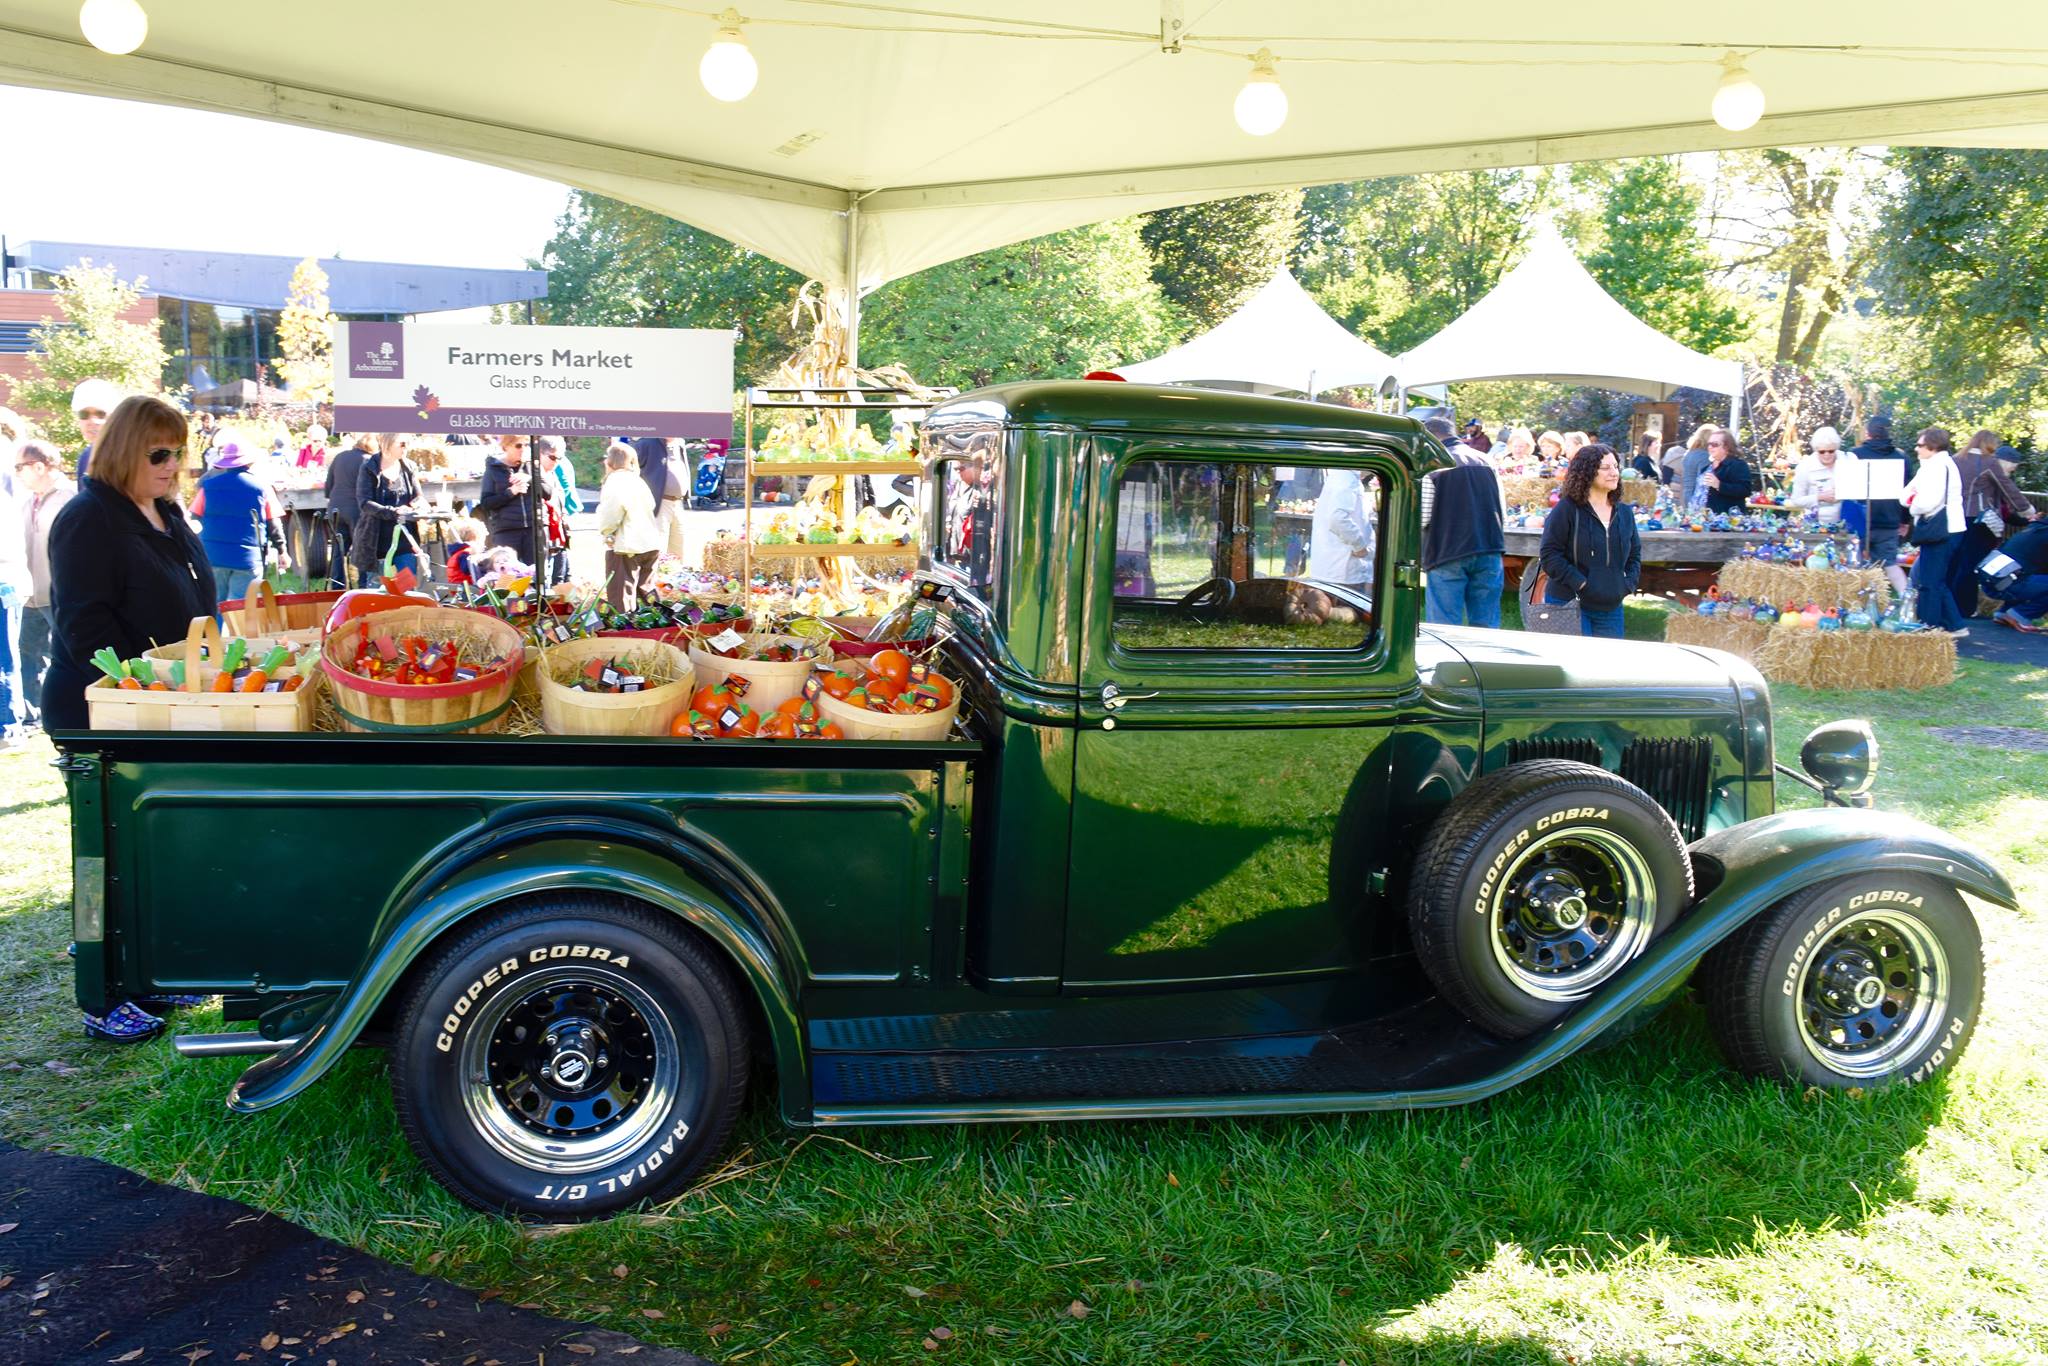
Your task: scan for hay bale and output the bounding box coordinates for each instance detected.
[1753,628,1956,691]
[1662,613,1771,661]
[1716,559,1890,614]
[702,536,746,578]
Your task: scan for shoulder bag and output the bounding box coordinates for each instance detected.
[1521,510,1582,635]
[1908,463,1952,546]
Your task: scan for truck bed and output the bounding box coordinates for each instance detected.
[58,729,980,1013]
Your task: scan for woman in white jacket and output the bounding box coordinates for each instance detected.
[596,441,664,613]
[1902,426,1968,634]
[1786,426,1844,524]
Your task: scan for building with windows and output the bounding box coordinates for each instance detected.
[1,239,547,405]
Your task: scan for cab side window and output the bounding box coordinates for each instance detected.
[1111,458,1380,651]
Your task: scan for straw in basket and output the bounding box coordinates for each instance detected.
[689,632,834,711]
[218,578,343,647]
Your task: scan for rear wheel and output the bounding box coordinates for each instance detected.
[390,894,748,1218]
[1407,760,1692,1038]
[1698,874,1982,1090]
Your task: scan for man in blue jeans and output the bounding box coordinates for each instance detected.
[1990,520,2048,632]
[1419,416,1507,627]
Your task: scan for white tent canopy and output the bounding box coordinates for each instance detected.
[5,3,2048,320]
[1395,227,1743,399]
[1114,268,1395,394]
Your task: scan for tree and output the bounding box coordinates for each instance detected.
[1870,146,2048,443]
[535,192,805,382]
[859,217,1180,389]
[1,262,166,449]
[1715,148,1878,368]
[1579,158,1745,354]
[275,257,336,406]
[1293,170,1550,355]
[1138,191,1302,331]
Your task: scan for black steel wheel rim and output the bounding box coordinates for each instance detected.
[1489,828,1656,1000]
[1797,910,1950,1078]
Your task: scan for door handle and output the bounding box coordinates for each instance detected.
[1100,682,1159,712]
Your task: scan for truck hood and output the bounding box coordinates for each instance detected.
[1418,624,1750,711]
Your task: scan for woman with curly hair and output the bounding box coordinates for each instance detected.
[1537,443,1641,639]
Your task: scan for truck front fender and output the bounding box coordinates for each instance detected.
[226,836,807,1121]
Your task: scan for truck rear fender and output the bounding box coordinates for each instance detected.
[1525,807,2018,1079]
[226,821,809,1121]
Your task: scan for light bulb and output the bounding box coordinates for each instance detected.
[1712,60,1765,132]
[78,0,147,55]
[699,14,758,103]
[1234,48,1287,136]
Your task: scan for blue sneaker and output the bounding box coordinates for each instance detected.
[135,994,210,1011]
[84,1001,165,1043]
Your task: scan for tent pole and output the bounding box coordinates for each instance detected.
[841,198,862,371]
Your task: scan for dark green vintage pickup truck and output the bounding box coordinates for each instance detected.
[59,383,2014,1218]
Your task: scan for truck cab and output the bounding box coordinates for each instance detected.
[60,381,2012,1219]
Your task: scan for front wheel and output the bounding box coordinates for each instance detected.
[1698,874,1983,1090]
[390,894,749,1218]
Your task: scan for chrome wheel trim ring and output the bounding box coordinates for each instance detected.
[1487,826,1658,1002]
[1795,909,1951,1079]
[456,963,683,1176]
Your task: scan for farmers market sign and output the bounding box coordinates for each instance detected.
[331,322,732,439]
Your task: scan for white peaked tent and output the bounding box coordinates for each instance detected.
[1396,227,1743,400]
[7,2,2048,360]
[1114,269,1396,395]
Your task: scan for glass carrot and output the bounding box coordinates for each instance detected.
[92,648,138,689]
[210,638,249,692]
[239,645,293,693]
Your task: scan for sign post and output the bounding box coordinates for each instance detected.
[333,322,734,591]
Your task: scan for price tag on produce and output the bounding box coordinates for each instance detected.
[708,628,746,653]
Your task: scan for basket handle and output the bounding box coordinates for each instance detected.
[181,615,224,692]
[239,578,281,633]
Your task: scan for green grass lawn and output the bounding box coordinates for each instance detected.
[3,655,2045,1364]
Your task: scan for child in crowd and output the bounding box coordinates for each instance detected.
[445,517,487,586]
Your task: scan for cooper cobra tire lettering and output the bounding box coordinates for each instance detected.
[437,945,629,1052]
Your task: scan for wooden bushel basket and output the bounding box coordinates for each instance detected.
[537,637,693,736]
[89,617,323,732]
[812,661,962,741]
[688,633,832,711]
[321,606,524,735]
[218,579,343,647]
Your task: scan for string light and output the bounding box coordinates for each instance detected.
[1712,53,1765,131]
[78,0,148,55]
[700,9,759,101]
[1234,47,1287,136]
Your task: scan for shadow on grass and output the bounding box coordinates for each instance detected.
[0,795,63,822]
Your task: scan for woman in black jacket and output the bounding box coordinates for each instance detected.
[1699,428,1754,514]
[44,395,216,1041]
[350,433,427,581]
[1538,444,1642,639]
[44,396,215,731]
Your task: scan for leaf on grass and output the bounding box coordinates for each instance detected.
[640,1308,665,1320]
[108,1350,144,1363]
[612,1265,630,1280]
[705,1323,730,1338]
[345,1290,364,1304]
[902,1285,929,1299]
[1066,1301,1089,1320]
[930,1327,952,1341]
[426,1251,445,1267]
[921,1338,938,1351]
[44,1059,79,1075]
[564,1346,597,1357]
[260,1333,279,1350]
[1166,1172,1179,1187]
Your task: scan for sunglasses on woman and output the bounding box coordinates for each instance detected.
[148,447,180,465]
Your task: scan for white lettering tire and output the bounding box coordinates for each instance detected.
[1407,759,1691,1038]
[1698,874,1982,1090]
[390,894,749,1218]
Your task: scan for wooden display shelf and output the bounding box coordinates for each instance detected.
[749,459,926,476]
[750,542,919,560]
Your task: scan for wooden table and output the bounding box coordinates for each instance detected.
[1503,527,1836,595]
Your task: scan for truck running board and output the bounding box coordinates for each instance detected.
[172,1033,299,1059]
